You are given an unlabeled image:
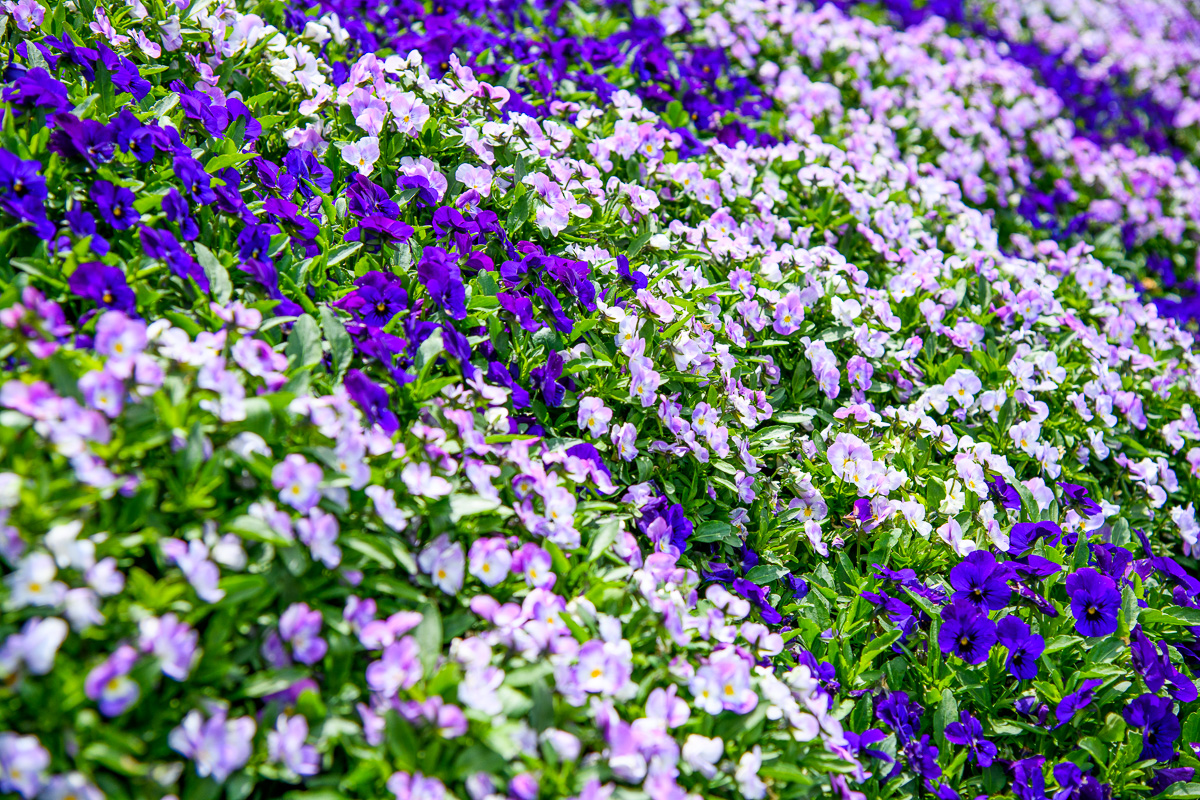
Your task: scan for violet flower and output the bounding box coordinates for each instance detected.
[937,601,996,665]
[1064,568,1120,637]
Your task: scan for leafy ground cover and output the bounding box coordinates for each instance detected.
[2,0,1200,799]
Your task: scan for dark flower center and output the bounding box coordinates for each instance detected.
[112,206,122,217]
[102,290,114,304]
[1087,605,1098,617]
[959,635,970,647]
[376,302,388,314]
[13,179,25,195]
[972,588,982,599]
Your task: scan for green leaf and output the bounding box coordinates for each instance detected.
[588,518,622,562]
[147,92,179,121]
[414,603,443,678]
[285,314,323,372]
[856,628,903,673]
[241,668,310,697]
[691,520,736,544]
[223,515,291,546]
[1140,606,1200,626]
[449,493,501,522]
[415,328,444,377]
[933,688,958,749]
[193,243,231,304]
[327,242,362,266]
[744,564,790,585]
[204,152,259,174]
[319,306,353,380]
[507,191,530,231]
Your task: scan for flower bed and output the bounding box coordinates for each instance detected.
[1,1,1200,799]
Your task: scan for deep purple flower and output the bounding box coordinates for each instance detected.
[861,589,915,627]
[902,734,941,780]
[1007,520,1063,555]
[3,68,70,112]
[237,223,276,263]
[1124,694,1180,762]
[616,254,647,289]
[345,369,399,434]
[0,149,51,238]
[140,227,209,292]
[732,577,782,624]
[987,475,1021,510]
[843,729,892,764]
[43,34,97,78]
[417,246,467,320]
[48,113,115,167]
[875,691,923,743]
[68,263,135,312]
[533,285,574,334]
[497,291,542,332]
[1010,756,1046,800]
[345,215,414,251]
[431,206,469,238]
[337,272,408,328]
[487,361,530,409]
[1052,763,1107,800]
[1065,568,1120,637]
[396,174,439,207]
[1055,679,1103,727]
[703,561,736,583]
[937,601,996,665]
[1131,625,1198,703]
[530,351,565,407]
[1014,582,1059,617]
[162,188,199,240]
[0,149,47,207]
[949,550,1011,611]
[284,149,332,197]
[112,56,151,100]
[1059,482,1102,516]
[440,324,475,378]
[91,180,138,230]
[255,159,294,200]
[263,197,319,241]
[784,574,809,599]
[943,711,996,767]
[174,156,216,206]
[1009,555,1061,581]
[996,615,1044,680]
[1150,768,1194,796]
[346,173,400,217]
